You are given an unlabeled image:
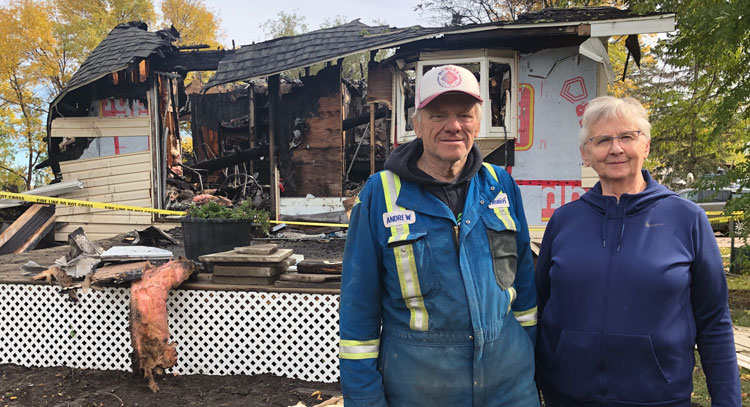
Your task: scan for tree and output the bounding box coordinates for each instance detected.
[628,0,750,193]
[0,0,55,190]
[53,0,156,66]
[0,0,157,190]
[414,0,606,25]
[319,16,392,80]
[160,0,223,92]
[261,10,308,39]
[160,0,223,48]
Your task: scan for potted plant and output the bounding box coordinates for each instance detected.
[181,200,270,261]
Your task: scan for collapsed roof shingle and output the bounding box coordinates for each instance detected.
[206,20,447,88]
[206,8,668,88]
[516,6,658,23]
[51,21,179,108]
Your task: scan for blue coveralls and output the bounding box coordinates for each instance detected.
[339,163,539,407]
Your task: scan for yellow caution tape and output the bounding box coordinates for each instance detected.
[0,191,185,216]
[709,216,733,224]
[705,211,743,216]
[0,191,350,228]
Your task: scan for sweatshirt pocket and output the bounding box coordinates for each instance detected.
[603,333,669,402]
[550,330,600,400]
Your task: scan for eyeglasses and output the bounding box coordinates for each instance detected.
[586,130,642,149]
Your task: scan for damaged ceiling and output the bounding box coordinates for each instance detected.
[51,22,180,112]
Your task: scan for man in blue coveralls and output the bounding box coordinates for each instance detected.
[339,65,539,407]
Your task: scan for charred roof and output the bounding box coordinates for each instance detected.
[206,19,445,88]
[50,7,674,111]
[50,22,179,111]
[516,6,661,23]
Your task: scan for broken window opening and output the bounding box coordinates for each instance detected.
[395,51,518,154]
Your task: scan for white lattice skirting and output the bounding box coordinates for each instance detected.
[0,284,341,382]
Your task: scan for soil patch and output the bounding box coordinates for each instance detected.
[730,289,750,309]
[0,364,341,406]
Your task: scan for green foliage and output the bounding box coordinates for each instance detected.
[53,0,156,66]
[160,0,223,48]
[629,0,750,237]
[261,10,308,39]
[414,0,613,25]
[186,200,271,235]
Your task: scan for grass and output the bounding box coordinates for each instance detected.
[691,351,750,405]
[692,248,750,404]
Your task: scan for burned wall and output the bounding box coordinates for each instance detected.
[278,66,343,197]
[190,88,250,161]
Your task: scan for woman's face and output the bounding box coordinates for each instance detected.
[580,116,650,186]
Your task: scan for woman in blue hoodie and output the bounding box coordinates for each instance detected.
[536,96,740,407]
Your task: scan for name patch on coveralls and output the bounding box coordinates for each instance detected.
[489,192,510,208]
[383,210,416,228]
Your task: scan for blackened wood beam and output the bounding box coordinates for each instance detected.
[154,49,236,72]
[193,146,267,171]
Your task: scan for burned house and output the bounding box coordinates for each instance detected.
[43,8,674,240]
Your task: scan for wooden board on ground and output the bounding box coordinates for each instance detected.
[212,275,280,285]
[736,352,750,370]
[735,326,750,369]
[205,258,295,273]
[199,248,292,263]
[91,261,149,284]
[234,244,277,255]
[296,259,342,274]
[274,280,341,289]
[0,204,56,255]
[213,265,285,277]
[278,273,341,283]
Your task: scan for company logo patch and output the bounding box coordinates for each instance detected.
[437,66,462,88]
[488,192,510,208]
[383,210,416,228]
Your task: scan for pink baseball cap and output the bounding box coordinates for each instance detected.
[416,65,483,109]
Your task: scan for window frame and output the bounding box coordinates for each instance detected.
[395,49,518,144]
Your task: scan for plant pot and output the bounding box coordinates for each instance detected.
[181,218,253,262]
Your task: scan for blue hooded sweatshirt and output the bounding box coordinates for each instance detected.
[536,170,740,407]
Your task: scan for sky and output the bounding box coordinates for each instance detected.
[206,0,432,47]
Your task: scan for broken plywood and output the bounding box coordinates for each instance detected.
[199,248,292,263]
[211,275,280,285]
[735,326,750,370]
[234,244,278,255]
[366,61,393,106]
[0,204,56,255]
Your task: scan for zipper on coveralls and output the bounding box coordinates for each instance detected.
[452,224,460,254]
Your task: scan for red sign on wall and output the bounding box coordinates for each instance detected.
[516,83,535,151]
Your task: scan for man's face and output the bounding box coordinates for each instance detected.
[414,93,481,166]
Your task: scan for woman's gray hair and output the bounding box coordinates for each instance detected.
[579,96,651,147]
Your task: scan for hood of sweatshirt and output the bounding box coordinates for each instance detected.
[580,169,676,251]
[384,138,482,186]
[383,138,483,219]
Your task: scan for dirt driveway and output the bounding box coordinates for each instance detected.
[1,234,743,406]
[0,363,341,406]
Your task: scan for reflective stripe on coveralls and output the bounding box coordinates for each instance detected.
[483,163,537,328]
[513,307,537,327]
[481,163,517,231]
[339,339,380,360]
[381,171,429,331]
